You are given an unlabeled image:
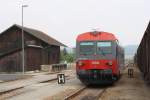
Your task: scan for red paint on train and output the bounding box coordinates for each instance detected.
[76,60,118,74]
[77,32,117,41]
[76,31,124,85]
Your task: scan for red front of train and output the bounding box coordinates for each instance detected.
[76,31,124,84]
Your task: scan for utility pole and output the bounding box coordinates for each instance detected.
[22,4,28,74]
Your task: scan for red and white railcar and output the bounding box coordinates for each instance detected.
[76,31,124,84]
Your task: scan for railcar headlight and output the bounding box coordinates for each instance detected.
[107,61,113,66]
[78,61,84,66]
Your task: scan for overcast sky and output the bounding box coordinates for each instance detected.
[0,0,149,47]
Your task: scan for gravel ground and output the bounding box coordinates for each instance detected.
[44,89,76,100]
[43,76,83,100]
[0,70,76,100]
[1,70,80,100]
[2,66,150,100]
[7,77,82,100]
[100,67,150,100]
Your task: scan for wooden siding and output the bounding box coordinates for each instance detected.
[0,27,21,50]
[0,51,22,72]
[43,46,60,65]
[25,47,42,71]
[0,26,61,72]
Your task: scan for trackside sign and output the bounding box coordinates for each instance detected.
[57,74,65,84]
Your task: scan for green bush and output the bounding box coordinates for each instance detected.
[60,49,75,63]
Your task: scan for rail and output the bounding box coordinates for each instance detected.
[64,86,87,100]
[64,86,107,100]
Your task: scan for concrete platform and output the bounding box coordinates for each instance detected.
[0,74,31,83]
[100,67,150,100]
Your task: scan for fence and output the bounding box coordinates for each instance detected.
[51,64,67,71]
[41,63,67,72]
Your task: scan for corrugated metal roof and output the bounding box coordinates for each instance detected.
[0,24,66,47]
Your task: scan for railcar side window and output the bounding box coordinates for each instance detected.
[79,42,95,55]
[97,42,112,54]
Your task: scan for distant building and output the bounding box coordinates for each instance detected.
[0,24,66,72]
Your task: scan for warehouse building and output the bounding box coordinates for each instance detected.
[0,24,65,72]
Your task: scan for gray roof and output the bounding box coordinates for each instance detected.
[16,24,66,47]
[1,24,66,47]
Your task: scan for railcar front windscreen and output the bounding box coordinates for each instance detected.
[97,41,112,54]
[79,42,95,55]
[79,41,112,55]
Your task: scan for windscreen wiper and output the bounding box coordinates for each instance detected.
[99,48,106,56]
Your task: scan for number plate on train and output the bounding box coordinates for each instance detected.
[92,61,99,64]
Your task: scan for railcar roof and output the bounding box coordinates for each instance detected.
[77,31,117,41]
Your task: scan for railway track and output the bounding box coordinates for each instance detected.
[0,74,75,100]
[64,86,107,100]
